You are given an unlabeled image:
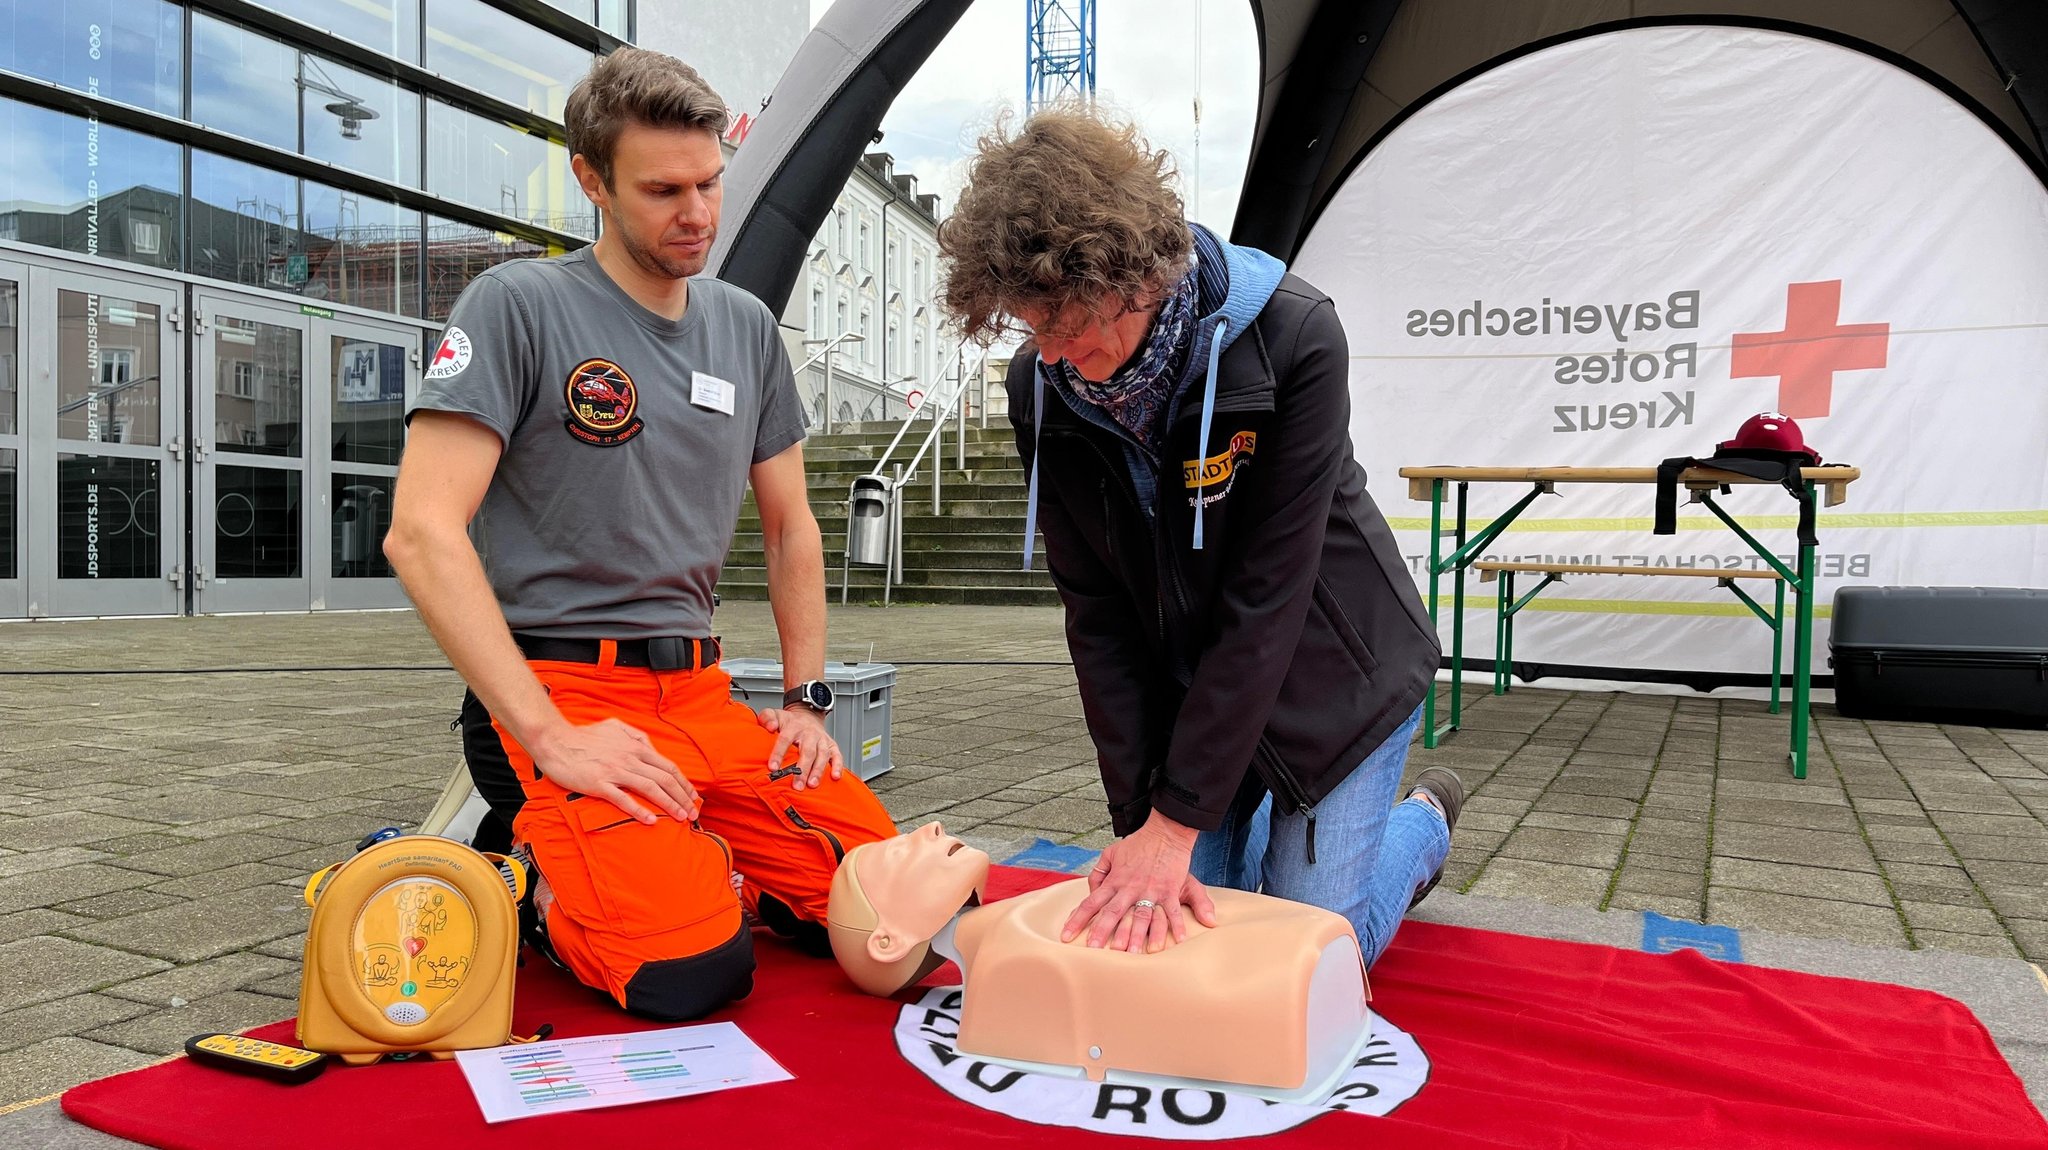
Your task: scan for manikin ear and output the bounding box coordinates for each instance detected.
[866,922,909,964]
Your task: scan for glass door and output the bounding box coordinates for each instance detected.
[194,293,312,613]
[313,315,416,610]
[25,265,183,618]
[0,260,23,619]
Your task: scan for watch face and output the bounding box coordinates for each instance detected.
[806,682,833,709]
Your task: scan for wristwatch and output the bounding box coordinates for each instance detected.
[783,680,835,714]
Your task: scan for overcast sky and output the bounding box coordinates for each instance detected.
[808,0,1260,229]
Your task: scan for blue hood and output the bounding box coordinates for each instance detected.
[1024,225,1289,568]
[1188,222,1287,366]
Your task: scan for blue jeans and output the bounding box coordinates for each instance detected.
[1189,707,1444,966]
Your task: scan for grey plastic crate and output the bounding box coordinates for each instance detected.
[723,658,898,780]
[1830,586,2048,724]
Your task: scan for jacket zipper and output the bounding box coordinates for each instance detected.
[1257,737,1320,864]
[785,806,845,863]
[1097,477,1170,662]
[1067,424,1301,854]
[705,826,735,875]
[1077,437,1186,678]
[1157,511,1197,679]
[1047,345,1320,860]
[1154,415,1322,864]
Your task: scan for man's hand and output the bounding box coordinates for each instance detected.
[529,719,700,823]
[757,705,844,789]
[1062,812,1219,953]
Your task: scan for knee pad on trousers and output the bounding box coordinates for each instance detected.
[620,924,757,1021]
[752,890,833,959]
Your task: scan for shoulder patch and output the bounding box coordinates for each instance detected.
[425,327,472,381]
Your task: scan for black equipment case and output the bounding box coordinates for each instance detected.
[1830,587,2048,725]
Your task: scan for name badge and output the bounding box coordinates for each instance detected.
[691,371,736,416]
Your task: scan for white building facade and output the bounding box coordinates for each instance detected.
[791,153,956,429]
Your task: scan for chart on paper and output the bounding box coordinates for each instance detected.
[455,1022,793,1122]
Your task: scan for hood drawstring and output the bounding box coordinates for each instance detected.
[1022,363,1046,571]
[1193,317,1228,551]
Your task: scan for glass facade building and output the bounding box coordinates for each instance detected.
[0,0,620,617]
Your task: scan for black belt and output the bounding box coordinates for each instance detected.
[513,633,722,671]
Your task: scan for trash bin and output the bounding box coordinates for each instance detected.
[845,475,892,568]
[337,484,387,575]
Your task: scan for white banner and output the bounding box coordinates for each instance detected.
[1294,25,2048,679]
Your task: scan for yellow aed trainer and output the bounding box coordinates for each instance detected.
[297,834,527,1066]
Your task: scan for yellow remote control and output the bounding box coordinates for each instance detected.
[184,1033,328,1084]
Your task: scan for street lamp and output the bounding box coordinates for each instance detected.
[297,58,378,141]
[889,374,919,421]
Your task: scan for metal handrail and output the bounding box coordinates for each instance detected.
[898,359,975,487]
[793,359,901,403]
[831,341,990,605]
[899,347,992,520]
[793,341,854,376]
[794,331,892,433]
[864,336,973,479]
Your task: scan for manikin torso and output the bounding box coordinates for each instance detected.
[826,823,1373,1095]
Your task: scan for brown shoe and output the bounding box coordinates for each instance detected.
[1407,767,1464,909]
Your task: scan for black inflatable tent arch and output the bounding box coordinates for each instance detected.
[713,0,2048,312]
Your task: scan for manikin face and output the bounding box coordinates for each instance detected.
[575,120,724,280]
[859,822,991,960]
[1014,296,1163,383]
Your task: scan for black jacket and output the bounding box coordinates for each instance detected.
[1009,273,1440,855]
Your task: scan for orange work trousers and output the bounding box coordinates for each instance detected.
[496,652,897,1019]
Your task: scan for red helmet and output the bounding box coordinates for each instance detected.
[1718,411,1821,464]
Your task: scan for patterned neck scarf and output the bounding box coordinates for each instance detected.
[1053,268,1200,452]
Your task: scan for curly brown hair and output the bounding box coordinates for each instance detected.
[937,106,1191,345]
[566,47,729,189]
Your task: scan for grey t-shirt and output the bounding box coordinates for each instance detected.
[409,249,804,638]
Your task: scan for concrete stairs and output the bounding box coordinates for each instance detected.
[718,421,1058,606]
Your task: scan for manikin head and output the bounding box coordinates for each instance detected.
[827,822,990,996]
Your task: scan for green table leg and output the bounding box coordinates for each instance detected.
[1503,570,1517,692]
[1449,482,1469,735]
[1790,483,1817,779]
[1424,479,1444,747]
[1771,577,1785,715]
[1725,576,1784,718]
[1427,479,1550,744]
[1700,491,1808,776]
[1499,564,1515,687]
[1501,571,1563,694]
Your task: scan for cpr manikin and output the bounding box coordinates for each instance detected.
[827,822,1374,1101]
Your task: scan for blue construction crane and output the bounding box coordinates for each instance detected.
[1025,0,1096,113]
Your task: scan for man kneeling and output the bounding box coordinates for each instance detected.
[386,47,896,1020]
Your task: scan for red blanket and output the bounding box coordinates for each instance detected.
[64,867,2048,1148]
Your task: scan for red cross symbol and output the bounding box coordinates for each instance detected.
[432,339,459,367]
[1729,280,1888,419]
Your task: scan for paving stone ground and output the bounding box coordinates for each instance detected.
[3,604,2046,1107]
